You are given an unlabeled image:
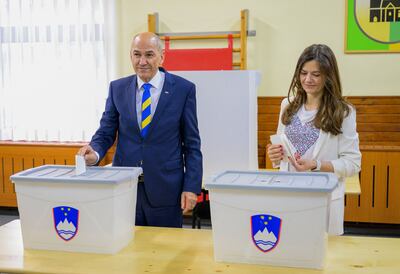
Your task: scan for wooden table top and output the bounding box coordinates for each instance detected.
[0,220,399,274]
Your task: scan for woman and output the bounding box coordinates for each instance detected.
[267,44,361,235]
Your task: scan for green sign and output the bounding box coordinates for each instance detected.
[346,0,400,53]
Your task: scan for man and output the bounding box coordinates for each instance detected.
[78,32,203,228]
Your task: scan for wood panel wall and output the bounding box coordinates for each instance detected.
[345,146,400,223]
[258,97,281,168]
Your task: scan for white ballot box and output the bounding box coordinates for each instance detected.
[205,170,338,269]
[10,165,142,254]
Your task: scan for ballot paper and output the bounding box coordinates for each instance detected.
[270,133,297,162]
[75,155,86,175]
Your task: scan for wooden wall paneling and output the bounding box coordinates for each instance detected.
[65,157,75,165]
[12,156,25,194]
[387,151,400,222]
[357,114,400,123]
[0,156,4,197]
[356,151,373,222]
[359,132,400,143]
[345,151,375,222]
[344,180,360,220]
[3,156,13,196]
[374,151,390,222]
[258,96,283,105]
[357,123,400,132]
[54,157,65,165]
[355,105,400,114]
[1,156,5,193]
[347,96,400,105]
[0,155,17,206]
[370,150,400,223]
[258,97,281,169]
[0,194,17,206]
[369,151,389,222]
[259,105,281,114]
[344,149,400,223]
[1,156,6,206]
[258,122,277,131]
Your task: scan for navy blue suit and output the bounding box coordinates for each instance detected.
[90,68,202,227]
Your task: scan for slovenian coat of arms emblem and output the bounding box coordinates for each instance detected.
[251,214,282,252]
[53,206,79,241]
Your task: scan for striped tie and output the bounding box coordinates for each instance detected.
[141,83,152,137]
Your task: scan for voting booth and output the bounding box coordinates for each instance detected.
[175,71,260,179]
[205,170,338,269]
[10,165,142,254]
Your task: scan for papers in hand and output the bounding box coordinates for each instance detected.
[75,155,86,175]
[270,134,297,162]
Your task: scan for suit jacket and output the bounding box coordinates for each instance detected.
[276,98,361,200]
[90,68,203,207]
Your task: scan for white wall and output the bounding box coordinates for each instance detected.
[116,0,400,96]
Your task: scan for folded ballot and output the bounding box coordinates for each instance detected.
[270,133,297,162]
[75,155,86,175]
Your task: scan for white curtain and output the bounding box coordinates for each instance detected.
[0,0,114,142]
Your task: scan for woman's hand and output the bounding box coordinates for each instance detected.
[267,144,283,166]
[289,156,316,172]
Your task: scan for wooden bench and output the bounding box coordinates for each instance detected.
[258,96,400,224]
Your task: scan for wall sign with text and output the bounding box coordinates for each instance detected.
[346,0,400,53]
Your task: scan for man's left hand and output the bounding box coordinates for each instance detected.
[181,191,198,214]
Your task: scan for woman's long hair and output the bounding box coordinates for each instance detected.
[281,44,350,135]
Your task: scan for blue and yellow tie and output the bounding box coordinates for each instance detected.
[141,83,152,138]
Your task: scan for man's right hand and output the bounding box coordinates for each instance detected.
[77,145,98,166]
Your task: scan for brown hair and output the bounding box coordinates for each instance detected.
[281,44,350,135]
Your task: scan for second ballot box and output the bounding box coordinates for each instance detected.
[205,170,338,269]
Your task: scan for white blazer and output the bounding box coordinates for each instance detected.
[276,98,362,200]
